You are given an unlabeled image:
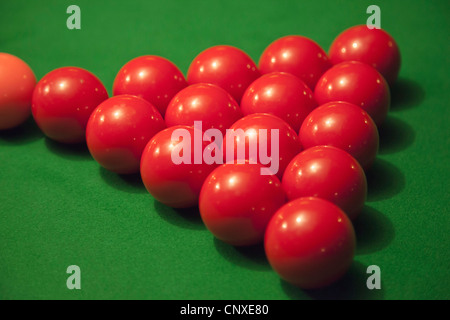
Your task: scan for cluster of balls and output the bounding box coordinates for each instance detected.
[0,25,400,290]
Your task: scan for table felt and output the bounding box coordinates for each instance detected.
[0,0,449,300]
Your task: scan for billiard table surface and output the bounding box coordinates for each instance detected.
[0,0,449,300]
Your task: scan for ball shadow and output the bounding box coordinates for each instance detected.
[281,261,384,300]
[378,116,416,155]
[213,238,272,272]
[44,138,92,161]
[99,166,146,194]
[366,158,405,202]
[153,201,206,231]
[353,205,395,256]
[390,78,425,112]
[0,117,43,145]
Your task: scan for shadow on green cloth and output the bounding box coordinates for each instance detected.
[44,137,92,161]
[366,158,405,202]
[390,78,425,112]
[353,205,395,256]
[378,115,416,155]
[153,201,205,231]
[0,117,43,145]
[281,260,384,300]
[213,238,272,272]
[99,166,146,194]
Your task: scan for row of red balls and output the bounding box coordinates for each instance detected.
[1,24,399,132]
[0,24,400,289]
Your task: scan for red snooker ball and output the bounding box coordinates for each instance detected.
[86,95,166,174]
[299,101,379,170]
[314,61,390,126]
[32,67,108,143]
[0,53,36,130]
[240,72,317,132]
[264,197,356,289]
[223,113,302,179]
[140,125,218,208]
[258,35,332,90]
[113,55,187,117]
[199,162,286,246]
[187,45,260,103]
[282,146,367,220]
[165,83,243,136]
[329,25,401,86]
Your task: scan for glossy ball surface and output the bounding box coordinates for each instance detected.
[265,197,356,289]
[199,163,286,246]
[299,101,379,170]
[314,61,390,126]
[113,55,187,117]
[329,25,401,86]
[282,146,367,220]
[223,113,302,179]
[187,45,260,103]
[0,53,36,130]
[140,125,218,208]
[86,95,165,174]
[240,72,316,132]
[165,83,243,136]
[32,67,108,143]
[259,35,331,90]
